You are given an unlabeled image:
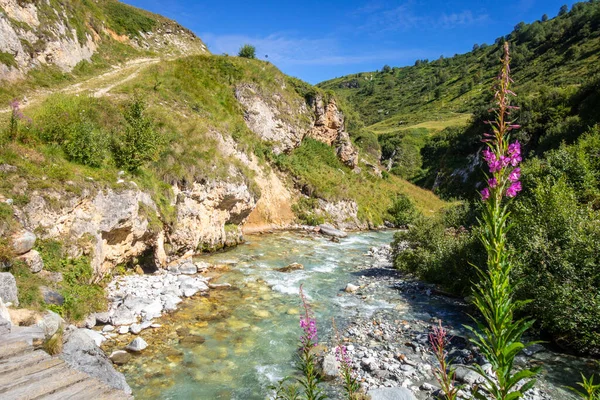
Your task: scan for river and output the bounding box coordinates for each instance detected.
[117,230,598,399]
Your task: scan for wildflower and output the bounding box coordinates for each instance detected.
[488,178,498,188]
[508,168,521,182]
[506,181,522,198]
[481,188,490,201]
[482,148,496,163]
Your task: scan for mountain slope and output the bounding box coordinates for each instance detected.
[0,0,207,101]
[319,1,600,128]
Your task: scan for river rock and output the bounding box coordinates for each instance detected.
[81,328,106,346]
[40,286,65,306]
[11,230,36,255]
[0,315,10,335]
[318,224,348,238]
[208,283,233,290]
[102,325,115,332]
[320,353,340,381]
[36,310,64,338]
[345,283,360,293]
[17,249,44,273]
[109,350,131,365]
[62,329,132,394]
[118,325,129,334]
[126,337,148,352]
[181,279,209,297]
[178,260,197,275]
[161,294,182,311]
[179,335,206,345]
[94,312,112,324]
[130,323,142,334]
[141,298,163,321]
[0,272,18,305]
[368,387,417,400]
[275,263,304,272]
[455,365,485,384]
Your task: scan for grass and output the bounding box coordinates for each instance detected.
[370,113,472,135]
[0,52,17,68]
[274,138,444,224]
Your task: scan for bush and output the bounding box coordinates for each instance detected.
[63,119,107,167]
[292,197,325,226]
[112,98,163,172]
[238,44,256,59]
[387,194,419,226]
[509,132,600,354]
[393,208,484,294]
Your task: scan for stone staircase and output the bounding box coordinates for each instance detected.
[0,333,133,400]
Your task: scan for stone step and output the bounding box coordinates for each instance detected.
[1,365,88,400]
[0,357,67,394]
[0,349,50,375]
[39,379,116,400]
[0,339,33,360]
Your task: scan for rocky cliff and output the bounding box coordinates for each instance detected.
[0,0,207,81]
[236,85,359,168]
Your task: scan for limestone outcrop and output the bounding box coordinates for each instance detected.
[0,0,207,81]
[170,178,257,254]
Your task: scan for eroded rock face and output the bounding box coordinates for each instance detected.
[19,188,158,278]
[307,96,359,169]
[0,0,206,81]
[171,179,256,254]
[317,199,367,231]
[235,83,311,154]
[0,272,18,306]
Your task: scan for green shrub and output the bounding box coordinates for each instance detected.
[292,197,325,226]
[387,194,419,226]
[59,256,106,322]
[238,44,256,59]
[63,119,107,167]
[102,1,157,37]
[393,210,483,295]
[509,132,600,354]
[112,98,163,172]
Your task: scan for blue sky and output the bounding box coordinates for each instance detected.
[124,0,579,84]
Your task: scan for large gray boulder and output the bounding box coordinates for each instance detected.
[318,224,348,238]
[0,272,18,305]
[61,329,132,394]
[17,249,44,273]
[368,387,417,400]
[11,230,36,255]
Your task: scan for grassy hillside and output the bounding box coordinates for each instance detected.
[319,1,600,183]
[319,1,600,128]
[0,0,206,104]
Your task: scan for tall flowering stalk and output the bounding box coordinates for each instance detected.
[332,319,361,400]
[464,42,540,400]
[429,322,459,400]
[273,286,326,400]
[9,98,24,141]
[297,285,326,400]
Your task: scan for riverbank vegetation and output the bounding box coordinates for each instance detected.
[322,2,600,357]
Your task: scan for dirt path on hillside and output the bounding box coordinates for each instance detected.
[0,57,160,114]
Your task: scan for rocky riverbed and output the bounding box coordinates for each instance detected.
[324,245,558,400]
[90,230,598,399]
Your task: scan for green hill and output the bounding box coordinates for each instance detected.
[319,1,600,128]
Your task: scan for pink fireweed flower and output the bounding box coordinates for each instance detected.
[481,188,490,201]
[509,168,521,182]
[510,154,522,167]
[489,160,502,173]
[506,181,522,198]
[299,285,318,347]
[482,148,496,163]
[488,178,498,188]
